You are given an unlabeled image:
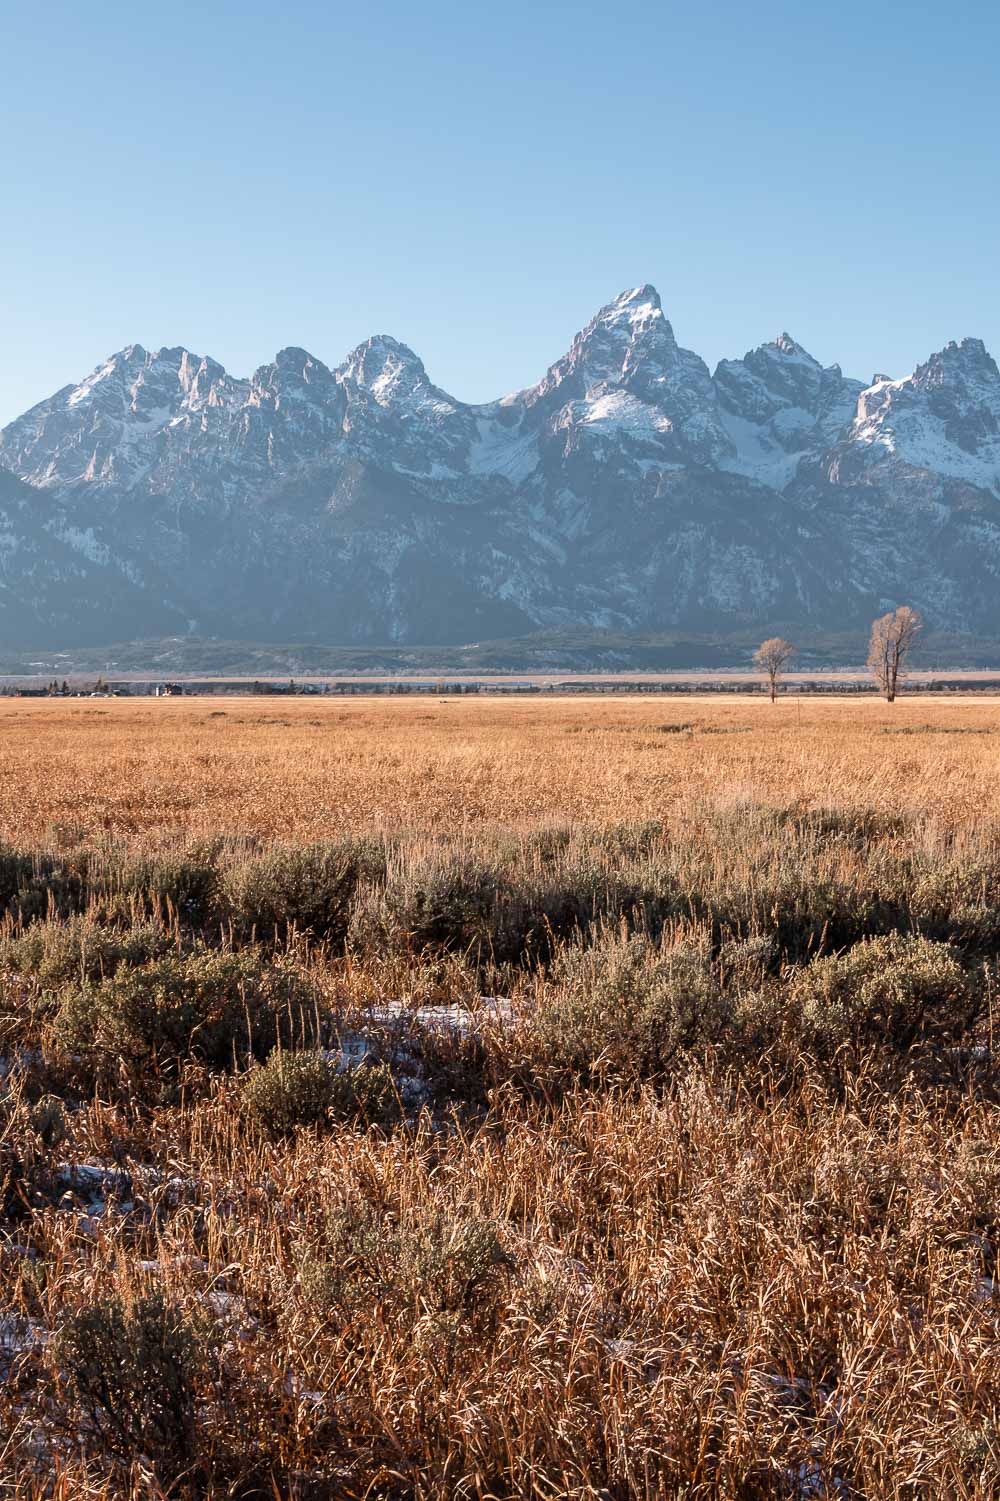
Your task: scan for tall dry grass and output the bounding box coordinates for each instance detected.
[1,693,999,838]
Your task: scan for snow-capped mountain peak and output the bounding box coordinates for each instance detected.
[507,284,732,465]
[910,338,1000,403]
[712,331,863,487]
[65,343,147,408]
[333,337,462,453]
[272,346,333,378]
[569,282,678,375]
[843,334,1000,483]
[337,334,447,408]
[518,284,677,408]
[599,283,670,336]
[2,343,248,490]
[249,348,336,405]
[770,332,816,362]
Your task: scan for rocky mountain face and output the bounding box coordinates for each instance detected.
[2,285,999,646]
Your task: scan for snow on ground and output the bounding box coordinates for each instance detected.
[0,1313,47,1378]
[363,997,513,1033]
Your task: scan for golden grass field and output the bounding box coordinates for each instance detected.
[2,692,999,1498]
[2,692,999,839]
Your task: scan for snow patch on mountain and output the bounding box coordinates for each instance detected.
[716,410,803,489]
[467,419,539,482]
[578,389,675,438]
[848,341,1000,489]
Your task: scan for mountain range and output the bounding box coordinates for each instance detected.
[2,284,999,649]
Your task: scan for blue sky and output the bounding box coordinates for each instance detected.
[1,0,997,424]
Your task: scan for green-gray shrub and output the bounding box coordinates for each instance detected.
[717,934,777,990]
[0,1086,65,1221]
[508,856,677,955]
[242,1050,399,1135]
[242,1049,338,1133]
[0,845,69,923]
[55,947,322,1077]
[911,860,1000,946]
[53,1295,202,1477]
[0,915,173,987]
[793,933,977,1056]
[302,1201,511,1329]
[122,853,219,924]
[221,840,383,943]
[0,846,34,912]
[533,929,730,1077]
[363,853,501,955]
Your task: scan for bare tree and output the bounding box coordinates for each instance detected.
[754,637,796,702]
[867,606,922,702]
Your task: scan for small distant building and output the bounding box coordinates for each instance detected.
[155,682,185,697]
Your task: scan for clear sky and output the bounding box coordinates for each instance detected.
[1,0,997,425]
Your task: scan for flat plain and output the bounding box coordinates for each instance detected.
[2,692,999,838]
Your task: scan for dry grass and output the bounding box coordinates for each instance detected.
[1,694,999,839]
[0,695,998,1498]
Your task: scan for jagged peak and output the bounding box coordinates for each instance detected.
[79,343,229,388]
[341,333,426,372]
[269,346,334,379]
[771,331,816,361]
[153,344,198,362]
[70,344,149,388]
[506,283,694,413]
[715,333,822,386]
[592,284,669,336]
[336,334,434,396]
[60,343,216,413]
[553,285,673,356]
[949,336,991,359]
[898,336,1000,392]
[608,283,662,312]
[742,332,821,371]
[249,346,334,398]
[109,344,212,371]
[930,336,997,372]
